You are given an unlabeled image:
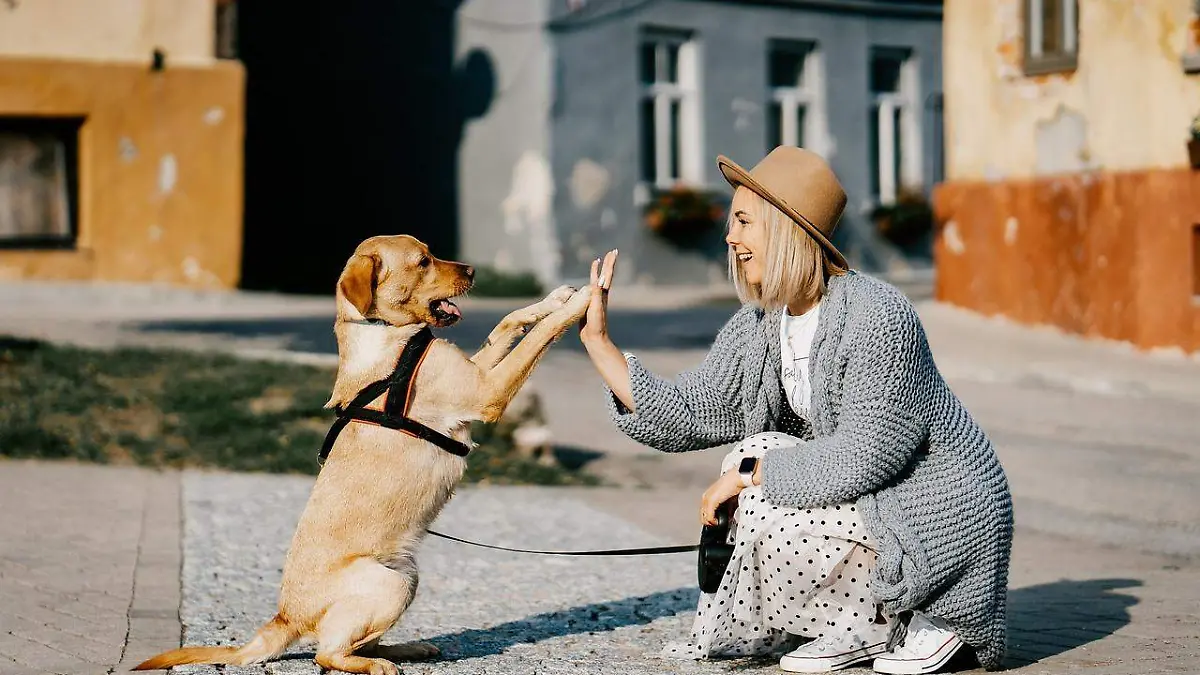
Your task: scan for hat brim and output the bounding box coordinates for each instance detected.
[717,155,848,270]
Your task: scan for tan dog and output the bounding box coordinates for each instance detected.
[135,235,592,675]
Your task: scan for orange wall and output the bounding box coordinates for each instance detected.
[934,169,1200,353]
[0,57,244,287]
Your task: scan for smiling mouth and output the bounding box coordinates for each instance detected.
[736,252,754,263]
[429,298,463,325]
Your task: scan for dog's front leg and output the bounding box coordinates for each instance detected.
[471,285,576,370]
[476,286,592,422]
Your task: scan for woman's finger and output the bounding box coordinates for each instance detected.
[600,249,619,290]
[590,257,600,286]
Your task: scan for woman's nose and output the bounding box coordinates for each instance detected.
[725,223,740,246]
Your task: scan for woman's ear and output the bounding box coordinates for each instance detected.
[338,253,379,318]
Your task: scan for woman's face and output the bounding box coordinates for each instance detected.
[726,188,768,285]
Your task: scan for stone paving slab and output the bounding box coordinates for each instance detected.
[174,473,1200,675]
[0,461,182,675]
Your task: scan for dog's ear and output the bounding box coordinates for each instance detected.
[339,253,379,318]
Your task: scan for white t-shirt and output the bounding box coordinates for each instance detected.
[780,302,821,418]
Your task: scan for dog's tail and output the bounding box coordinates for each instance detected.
[132,614,298,670]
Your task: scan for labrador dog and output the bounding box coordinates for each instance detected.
[135,235,592,675]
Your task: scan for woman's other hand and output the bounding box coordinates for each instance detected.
[700,470,745,526]
[580,249,617,345]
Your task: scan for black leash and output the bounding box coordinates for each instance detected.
[426,529,698,556]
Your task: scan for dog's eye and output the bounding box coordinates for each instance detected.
[418,257,430,267]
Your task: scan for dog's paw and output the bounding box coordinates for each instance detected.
[564,285,594,317]
[543,284,577,309]
[368,657,401,675]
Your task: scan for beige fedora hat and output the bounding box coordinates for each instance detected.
[717,146,848,269]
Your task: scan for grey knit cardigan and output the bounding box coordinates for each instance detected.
[607,272,1013,670]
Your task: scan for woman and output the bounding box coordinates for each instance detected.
[579,147,1012,674]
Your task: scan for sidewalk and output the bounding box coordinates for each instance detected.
[0,461,182,675]
[1,462,1196,674]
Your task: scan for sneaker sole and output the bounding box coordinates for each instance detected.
[872,636,964,675]
[780,642,889,673]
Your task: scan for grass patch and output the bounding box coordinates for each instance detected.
[468,265,543,298]
[0,336,596,484]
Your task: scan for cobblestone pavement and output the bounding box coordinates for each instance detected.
[171,473,1200,675]
[0,462,181,675]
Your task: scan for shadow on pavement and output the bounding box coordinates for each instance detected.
[425,587,699,660]
[134,304,742,356]
[1005,577,1140,668]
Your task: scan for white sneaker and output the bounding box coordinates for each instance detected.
[779,636,889,673]
[872,613,964,675]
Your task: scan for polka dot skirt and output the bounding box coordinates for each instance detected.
[663,432,895,660]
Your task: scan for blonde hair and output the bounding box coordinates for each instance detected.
[727,186,845,311]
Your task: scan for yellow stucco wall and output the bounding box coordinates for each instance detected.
[0,0,214,65]
[944,0,1200,180]
[0,57,244,287]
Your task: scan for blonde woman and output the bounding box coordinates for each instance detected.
[579,147,1012,674]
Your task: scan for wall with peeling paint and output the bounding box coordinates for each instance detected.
[0,58,245,287]
[936,0,1200,352]
[0,0,215,66]
[944,0,1200,180]
[454,0,943,288]
[456,0,559,285]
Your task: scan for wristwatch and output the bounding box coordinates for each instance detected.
[737,456,759,488]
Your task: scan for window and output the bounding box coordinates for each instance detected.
[216,0,238,60]
[639,29,701,187]
[868,48,921,205]
[1024,0,1078,75]
[0,117,81,249]
[766,40,828,156]
[1184,0,1200,73]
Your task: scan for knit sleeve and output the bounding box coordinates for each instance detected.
[604,307,753,453]
[760,297,932,507]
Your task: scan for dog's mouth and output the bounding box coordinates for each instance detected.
[429,298,463,326]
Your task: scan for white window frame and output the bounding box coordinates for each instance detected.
[639,29,703,189]
[871,49,922,206]
[1024,0,1078,75]
[767,41,830,157]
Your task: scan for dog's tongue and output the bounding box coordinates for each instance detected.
[439,299,462,318]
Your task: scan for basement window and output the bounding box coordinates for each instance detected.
[1024,0,1078,75]
[0,117,82,249]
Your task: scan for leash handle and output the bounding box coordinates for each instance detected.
[426,529,697,556]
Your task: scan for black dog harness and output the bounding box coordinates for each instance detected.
[314,324,702,562]
[317,326,471,465]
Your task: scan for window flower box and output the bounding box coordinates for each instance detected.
[643,185,726,243]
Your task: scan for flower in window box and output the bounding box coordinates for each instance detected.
[643,186,724,240]
[870,188,933,249]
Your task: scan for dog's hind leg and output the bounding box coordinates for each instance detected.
[314,559,417,675]
[471,285,576,369]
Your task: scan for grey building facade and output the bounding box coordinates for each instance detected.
[456,0,943,289]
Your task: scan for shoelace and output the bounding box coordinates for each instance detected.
[893,625,945,657]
